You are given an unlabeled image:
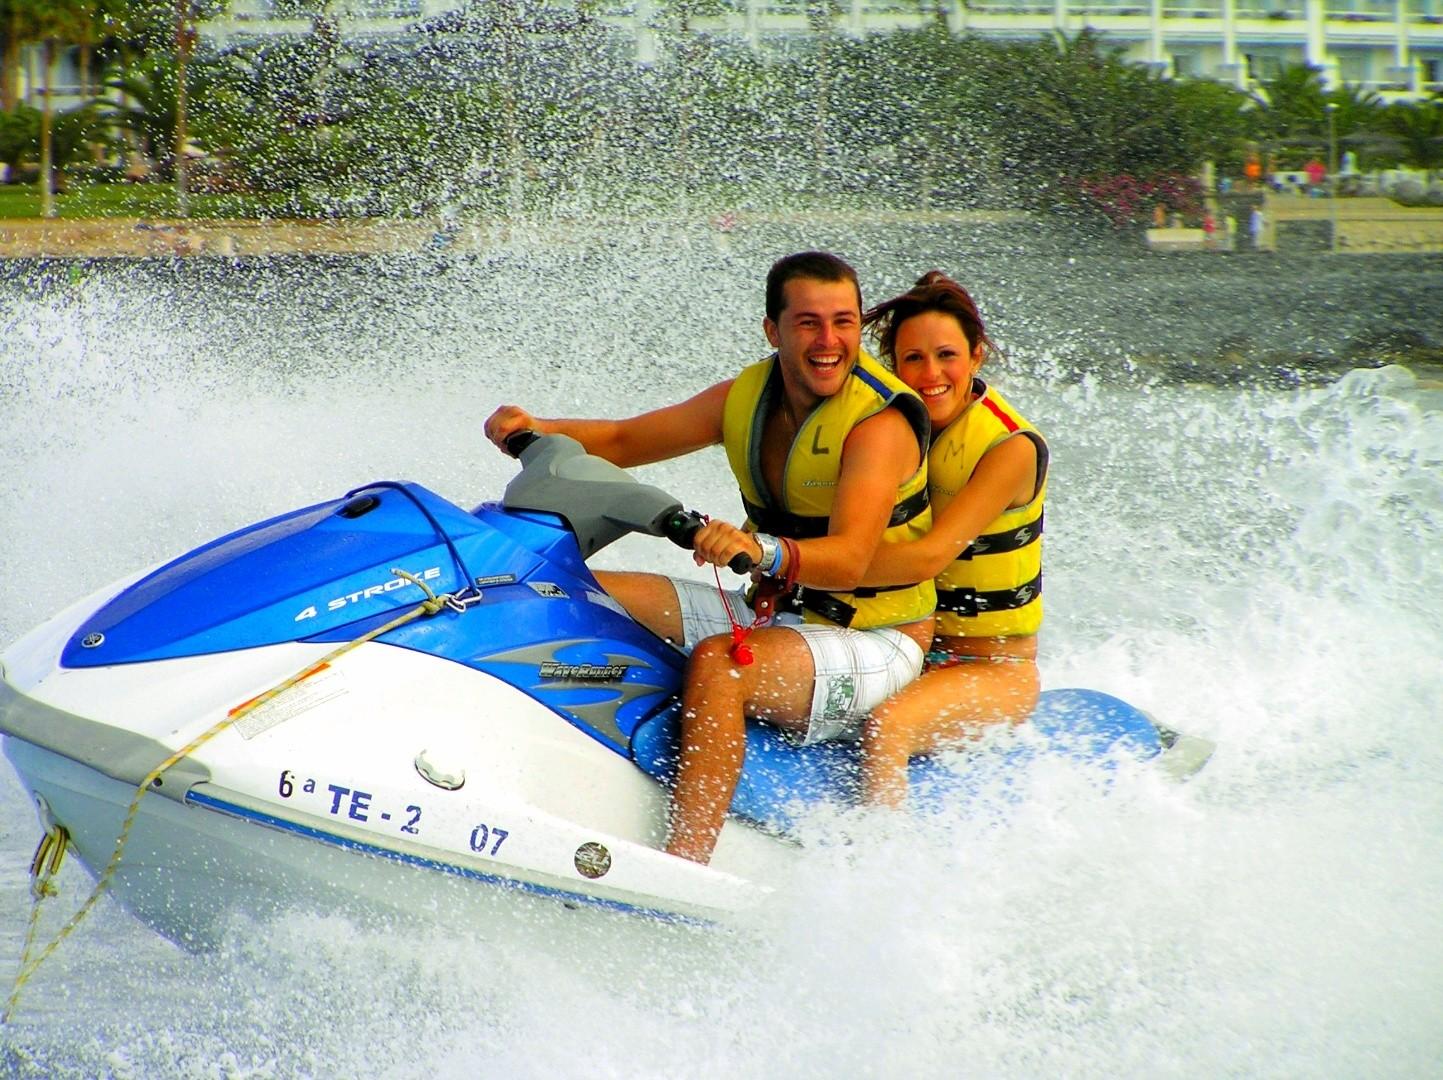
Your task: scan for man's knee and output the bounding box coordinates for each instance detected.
[685,634,738,682]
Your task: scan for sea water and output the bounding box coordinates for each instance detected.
[1,232,1440,1078]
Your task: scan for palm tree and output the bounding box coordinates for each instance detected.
[71,0,133,100]
[109,0,231,215]
[25,1,92,216]
[652,0,723,197]
[0,0,36,114]
[1382,94,1443,181]
[1006,32,1193,187]
[105,50,201,173]
[1252,63,1330,164]
[1,2,18,113]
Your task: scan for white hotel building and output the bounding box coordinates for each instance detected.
[15,0,1443,106]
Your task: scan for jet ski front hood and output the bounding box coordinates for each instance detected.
[59,482,528,669]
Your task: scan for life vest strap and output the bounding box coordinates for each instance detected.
[961,512,1043,561]
[793,587,857,628]
[936,572,1042,617]
[744,486,930,541]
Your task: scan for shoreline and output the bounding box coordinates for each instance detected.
[2,197,1442,258]
[0,209,1038,259]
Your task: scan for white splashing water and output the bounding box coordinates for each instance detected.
[1,239,1440,1078]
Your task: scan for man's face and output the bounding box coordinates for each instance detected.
[763,277,862,408]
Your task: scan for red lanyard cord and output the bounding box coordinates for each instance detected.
[710,534,801,666]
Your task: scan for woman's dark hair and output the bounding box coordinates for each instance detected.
[863,271,996,366]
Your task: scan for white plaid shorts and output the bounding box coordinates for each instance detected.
[670,578,924,744]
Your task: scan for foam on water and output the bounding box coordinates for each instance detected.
[2,244,1440,1077]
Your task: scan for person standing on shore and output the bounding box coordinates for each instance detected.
[483,251,936,863]
[855,271,1047,807]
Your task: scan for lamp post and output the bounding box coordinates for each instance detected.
[1325,102,1339,254]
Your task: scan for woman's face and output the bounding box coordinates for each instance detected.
[893,309,984,430]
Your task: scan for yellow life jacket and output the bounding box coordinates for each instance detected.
[721,350,936,629]
[930,379,1047,638]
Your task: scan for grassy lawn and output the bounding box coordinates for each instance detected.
[0,178,1018,223]
[0,182,307,220]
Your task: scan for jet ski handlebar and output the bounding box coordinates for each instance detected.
[501,431,753,574]
[656,509,754,576]
[503,430,541,458]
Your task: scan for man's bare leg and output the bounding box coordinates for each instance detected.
[666,627,816,864]
[594,571,685,644]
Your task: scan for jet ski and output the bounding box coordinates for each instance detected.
[0,434,1213,948]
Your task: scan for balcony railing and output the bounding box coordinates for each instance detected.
[1072,0,1154,13]
[965,0,1059,11]
[1234,0,1307,18]
[232,0,421,17]
[1163,2,1225,16]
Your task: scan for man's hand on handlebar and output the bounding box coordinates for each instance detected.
[691,520,760,575]
[484,405,538,453]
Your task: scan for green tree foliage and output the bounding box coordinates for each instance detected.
[0,99,36,162]
[105,51,225,174]
[1382,93,1443,179]
[1253,62,1330,149]
[0,98,106,179]
[7,0,93,213]
[998,32,1196,193]
[1171,76,1257,173]
[826,29,1006,206]
[19,10,1443,221]
[1251,64,1394,169]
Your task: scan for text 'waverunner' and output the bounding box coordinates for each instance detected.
[0,434,1213,947]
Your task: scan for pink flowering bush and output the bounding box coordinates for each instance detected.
[1076,172,1205,228]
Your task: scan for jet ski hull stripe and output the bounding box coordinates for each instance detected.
[184,789,705,925]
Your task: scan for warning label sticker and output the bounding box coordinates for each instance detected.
[234,667,348,740]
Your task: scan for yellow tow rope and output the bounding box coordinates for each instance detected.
[3,569,463,1024]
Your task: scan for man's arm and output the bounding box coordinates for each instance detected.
[690,407,919,591]
[861,435,1038,586]
[484,381,732,468]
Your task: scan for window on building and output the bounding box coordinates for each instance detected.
[1336,51,1371,83]
[1245,52,1287,80]
[1172,52,1200,77]
[1422,56,1442,83]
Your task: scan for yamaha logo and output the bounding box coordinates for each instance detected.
[80,633,104,649]
[574,842,612,879]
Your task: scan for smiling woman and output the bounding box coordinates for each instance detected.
[859,271,1048,806]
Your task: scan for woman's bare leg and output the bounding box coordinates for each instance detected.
[861,659,1040,808]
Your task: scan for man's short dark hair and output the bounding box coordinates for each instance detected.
[765,252,862,323]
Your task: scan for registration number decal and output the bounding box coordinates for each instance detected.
[276,769,510,857]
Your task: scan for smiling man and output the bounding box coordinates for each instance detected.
[483,251,935,864]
